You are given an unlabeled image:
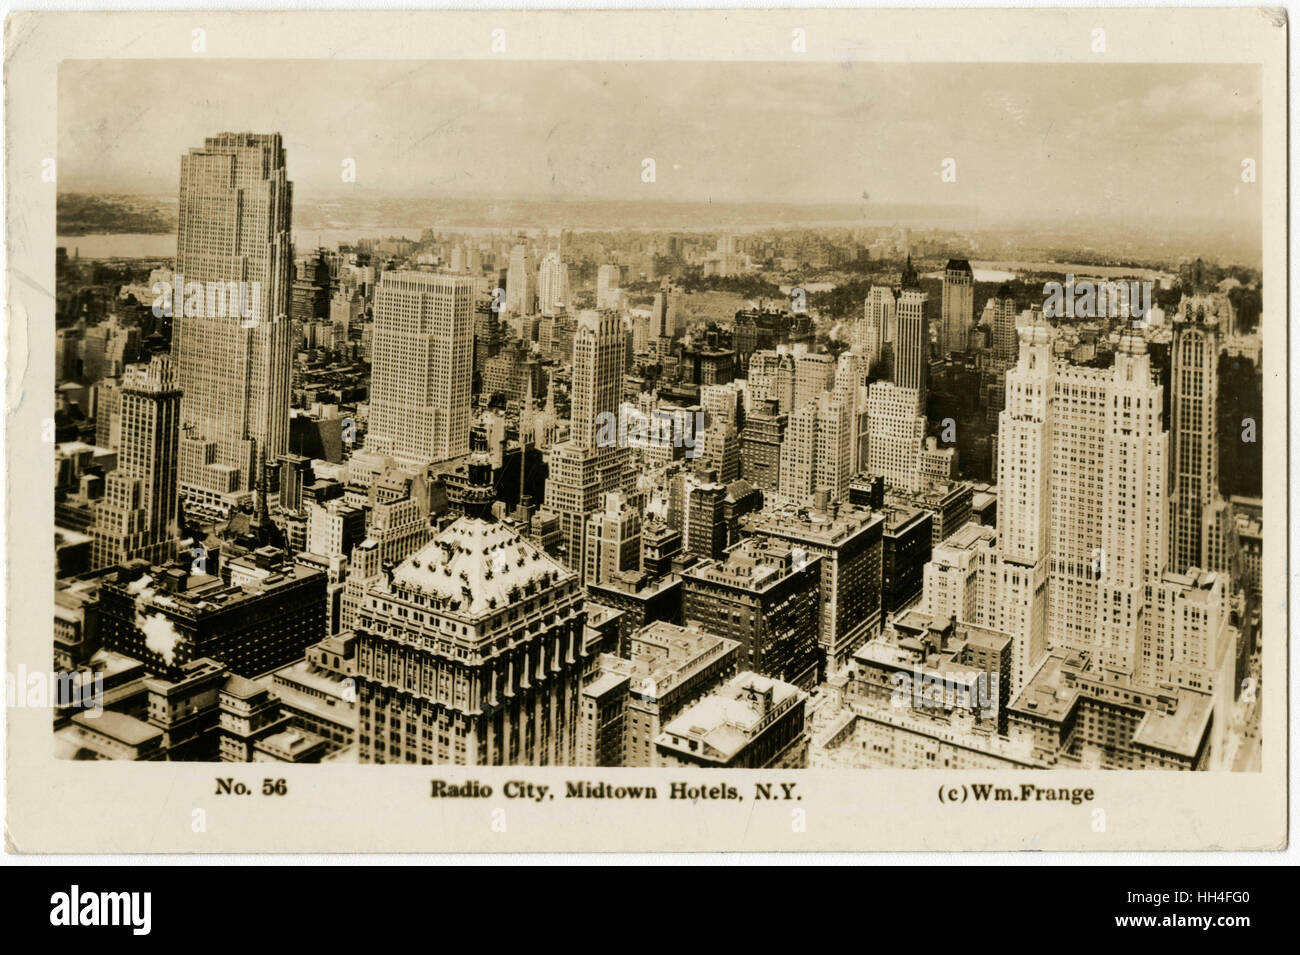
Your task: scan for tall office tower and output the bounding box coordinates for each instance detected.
[835,351,869,474]
[924,522,999,625]
[700,382,744,431]
[506,244,537,316]
[584,490,642,586]
[684,472,729,561]
[93,378,122,450]
[1095,334,1168,673]
[744,504,884,676]
[1141,568,1236,760]
[880,504,933,618]
[698,424,741,484]
[747,350,795,414]
[894,287,929,404]
[1169,296,1222,574]
[794,351,836,411]
[172,132,292,510]
[571,309,625,451]
[330,287,363,342]
[596,264,622,309]
[306,498,366,559]
[544,310,629,575]
[367,271,475,467]
[630,312,650,353]
[681,538,823,689]
[367,493,431,566]
[740,398,787,494]
[81,316,141,383]
[858,285,896,373]
[994,312,1052,693]
[278,453,313,512]
[91,354,182,569]
[939,259,974,357]
[292,250,331,324]
[991,286,1020,363]
[355,517,589,765]
[650,284,684,343]
[865,381,926,494]
[536,250,570,316]
[995,315,1171,692]
[779,393,851,505]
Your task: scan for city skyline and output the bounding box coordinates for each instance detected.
[49,58,1266,776]
[59,60,1261,234]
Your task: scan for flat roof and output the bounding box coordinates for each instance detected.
[71,710,161,746]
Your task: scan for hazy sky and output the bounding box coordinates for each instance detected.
[59,59,1261,227]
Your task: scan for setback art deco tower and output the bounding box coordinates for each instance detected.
[172,132,293,512]
[368,271,476,466]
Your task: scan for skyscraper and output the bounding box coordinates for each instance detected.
[596,263,622,309]
[939,259,974,357]
[740,398,786,494]
[91,354,182,569]
[865,381,926,494]
[894,287,929,403]
[682,537,823,689]
[994,316,1176,690]
[172,132,292,511]
[584,490,642,585]
[779,393,851,504]
[368,271,476,466]
[536,249,570,316]
[859,285,896,373]
[743,503,884,675]
[990,286,1020,363]
[1169,296,1222,574]
[506,244,536,316]
[794,351,835,410]
[1095,334,1168,674]
[570,309,625,451]
[994,312,1053,692]
[544,310,630,574]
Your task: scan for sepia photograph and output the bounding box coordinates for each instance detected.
[4,7,1288,861]
[47,55,1266,772]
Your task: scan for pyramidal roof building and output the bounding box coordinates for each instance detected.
[355,517,589,765]
[389,519,573,617]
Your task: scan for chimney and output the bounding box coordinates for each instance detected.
[163,566,189,594]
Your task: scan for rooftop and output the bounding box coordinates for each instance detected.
[113,558,319,618]
[1009,651,1213,758]
[658,672,805,762]
[743,502,882,545]
[71,710,161,747]
[882,504,929,534]
[221,673,266,700]
[683,538,813,592]
[386,517,573,619]
[933,522,996,554]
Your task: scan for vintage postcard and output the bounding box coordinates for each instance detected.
[3,7,1288,854]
